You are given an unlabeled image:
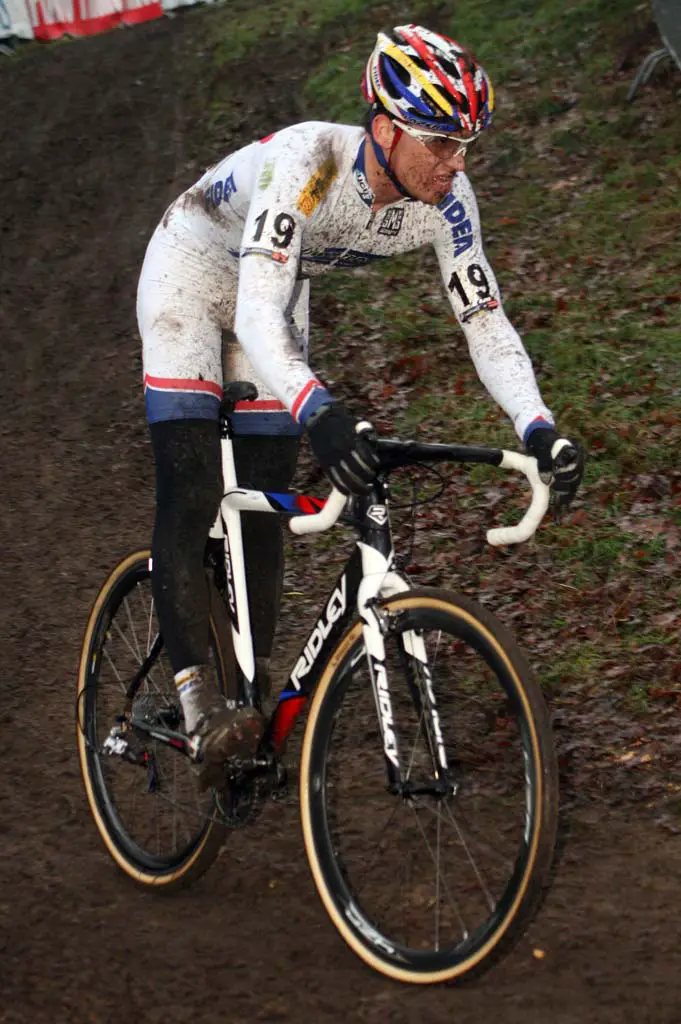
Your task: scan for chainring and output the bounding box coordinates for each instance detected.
[214,772,269,829]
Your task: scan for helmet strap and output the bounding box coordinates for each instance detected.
[368,111,415,200]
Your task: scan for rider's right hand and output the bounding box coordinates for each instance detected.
[305,402,379,496]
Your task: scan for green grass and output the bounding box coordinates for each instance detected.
[203,0,379,63]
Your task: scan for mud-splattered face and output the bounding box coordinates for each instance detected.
[371,115,471,205]
[390,132,466,204]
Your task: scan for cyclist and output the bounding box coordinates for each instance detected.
[137,24,584,782]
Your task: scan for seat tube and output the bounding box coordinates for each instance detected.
[217,416,256,700]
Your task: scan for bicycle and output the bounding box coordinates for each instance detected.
[77,381,558,985]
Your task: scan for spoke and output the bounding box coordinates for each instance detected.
[108,761,141,827]
[338,786,403,901]
[193,773,205,824]
[141,664,171,707]
[148,761,212,842]
[145,590,154,656]
[451,807,517,872]
[138,586,163,693]
[393,637,437,785]
[124,596,142,662]
[415,799,515,872]
[331,762,398,784]
[148,786,221,827]
[352,801,419,931]
[428,629,443,673]
[107,618,168,704]
[441,801,496,912]
[125,584,170,702]
[409,801,469,939]
[111,616,144,666]
[102,644,128,695]
[112,597,165,697]
[117,757,212,848]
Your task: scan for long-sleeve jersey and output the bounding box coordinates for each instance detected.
[139,120,553,438]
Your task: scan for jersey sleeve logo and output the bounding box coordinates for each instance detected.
[378,208,404,236]
[258,160,275,191]
[204,172,237,211]
[297,157,338,217]
[439,194,474,257]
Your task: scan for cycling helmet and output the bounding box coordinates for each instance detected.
[362,24,494,136]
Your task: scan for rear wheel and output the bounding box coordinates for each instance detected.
[299,588,558,984]
[77,550,235,889]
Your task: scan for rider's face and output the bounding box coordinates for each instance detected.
[391,129,467,204]
[372,115,469,204]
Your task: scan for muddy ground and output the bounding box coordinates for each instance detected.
[1,15,680,1023]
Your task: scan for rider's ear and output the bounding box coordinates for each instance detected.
[371,113,394,148]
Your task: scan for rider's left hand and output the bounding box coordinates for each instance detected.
[525,426,585,509]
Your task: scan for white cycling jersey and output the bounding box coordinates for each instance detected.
[137,120,553,439]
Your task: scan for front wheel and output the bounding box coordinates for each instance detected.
[299,587,558,984]
[76,550,235,889]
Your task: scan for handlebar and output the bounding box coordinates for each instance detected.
[485,451,549,546]
[288,447,550,545]
[288,489,348,536]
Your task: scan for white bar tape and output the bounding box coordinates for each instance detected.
[288,489,348,535]
[486,451,550,546]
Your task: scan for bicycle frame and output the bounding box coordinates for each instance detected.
[209,410,416,785]
[207,407,552,788]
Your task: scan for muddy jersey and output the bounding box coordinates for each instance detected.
[138,120,553,438]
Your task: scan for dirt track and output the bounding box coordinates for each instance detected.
[1,16,681,1022]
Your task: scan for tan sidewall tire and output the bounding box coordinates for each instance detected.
[299,589,558,984]
[76,550,227,888]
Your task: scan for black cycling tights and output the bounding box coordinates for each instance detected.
[149,419,299,674]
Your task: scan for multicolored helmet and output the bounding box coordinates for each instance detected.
[362,25,494,136]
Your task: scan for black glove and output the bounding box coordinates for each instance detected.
[305,402,379,496]
[525,427,584,508]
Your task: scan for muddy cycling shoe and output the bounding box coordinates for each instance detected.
[189,701,264,791]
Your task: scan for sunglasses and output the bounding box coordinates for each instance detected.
[398,121,479,159]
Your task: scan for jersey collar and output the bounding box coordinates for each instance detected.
[352,138,375,208]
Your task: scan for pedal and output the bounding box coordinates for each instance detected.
[102,725,151,769]
[102,731,130,758]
